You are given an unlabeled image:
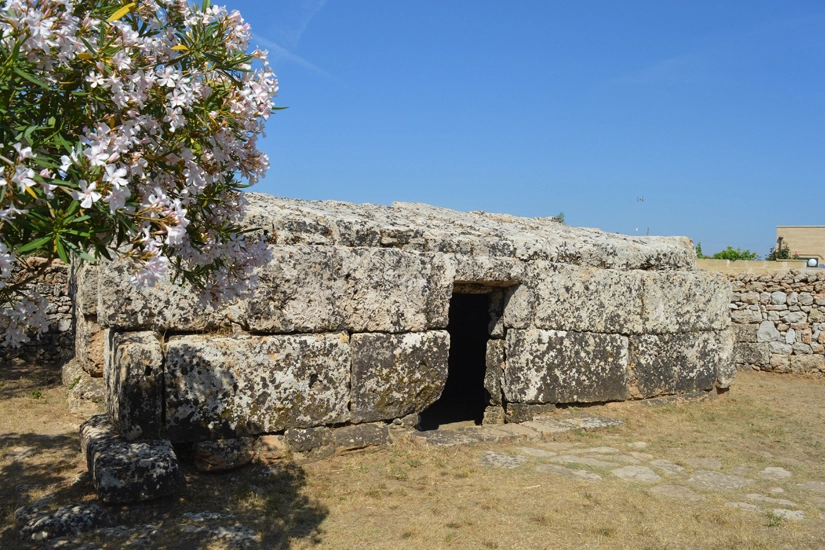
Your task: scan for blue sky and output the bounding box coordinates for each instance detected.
[229,0,824,258]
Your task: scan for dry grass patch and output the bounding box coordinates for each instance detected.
[1,368,825,549]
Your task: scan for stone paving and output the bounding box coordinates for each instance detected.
[451,414,825,524]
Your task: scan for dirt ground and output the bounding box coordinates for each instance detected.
[1,363,824,550]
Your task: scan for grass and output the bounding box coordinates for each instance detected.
[1,365,824,549]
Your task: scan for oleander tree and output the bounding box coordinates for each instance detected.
[0,0,279,346]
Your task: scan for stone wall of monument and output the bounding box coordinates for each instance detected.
[728,270,825,375]
[0,259,74,368]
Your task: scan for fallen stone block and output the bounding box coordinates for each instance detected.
[16,502,109,542]
[80,415,183,504]
[193,437,256,472]
[505,403,556,423]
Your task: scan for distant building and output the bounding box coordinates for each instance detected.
[776,226,825,267]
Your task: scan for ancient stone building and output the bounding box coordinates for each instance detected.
[75,193,734,450]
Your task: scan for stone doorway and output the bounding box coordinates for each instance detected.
[419,293,491,430]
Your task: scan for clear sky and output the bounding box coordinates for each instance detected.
[228,0,824,258]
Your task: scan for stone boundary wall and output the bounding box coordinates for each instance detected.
[728,270,825,375]
[696,258,809,275]
[0,259,74,368]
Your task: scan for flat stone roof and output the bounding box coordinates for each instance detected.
[244,193,695,271]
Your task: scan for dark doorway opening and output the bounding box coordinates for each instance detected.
[419,293,490,430]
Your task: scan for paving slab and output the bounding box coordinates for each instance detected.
[611,465,661,482]
[521,419,575,436]
[772,509,805,521]
[688,470,755,490]
[726,502,762,512]
[746,494,798,507]
[761,467,792,480]
[650,485,704,500]
[478,451,530,469]
[496,424,542,440]
[608,454,642,464]
[561,416,625,430]
[536,464,602,482]
[630,452,655,461]
[684,458,722,469]
[549,455,617,467]
[649,459,684,475]
[516,447,557,458]
[409,430,475,447]
[798,481,825,494]
[627,441,648,450]
[537,442,580,451]
[576,447,620,454]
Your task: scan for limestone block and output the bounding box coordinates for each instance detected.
[193,438,256,472]
[732,343,771,367]
[80,415,183,504]
[332,423,390,452]
[642,271,731,333]
[716,329,736,389]
[628,332,723,398]
[530,263,644,334]
[97,259,228,331]
[799,293,814,306]
[255,435,289,463]
[732,323,759,343]
[739,292,760,304]
[75,314,106,378]
[484,339,505,405]
[73,261,99,316]
[769,342,792,355]
[105,332,164,440]
[453,255,525,286]
[284,427,335,461]
[497,284,534,331]
[731,309,763,324]
[165,333,351,442]
[236,247,452,333]
[756,321,782,343]
[503,329,629,404]
[504,403,557,423]
[771,291,787,305]
[787,354,825,373]
[350,332,450,423]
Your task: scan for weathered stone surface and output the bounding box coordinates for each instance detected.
[732,343,770,366]
[105,332,164,440]
[244,194,696,270]
[284,427,335,460]
[165,334,351,442]
[255,435,289,463]
[536,463,603,482]
[332,423,390,451]
[746,494,797,507]
[562,416,625,430]
[484,339,505,405]
[716,329,736,389]
[521,419,575,436]
[549,455,617,467]
[16,502,109,541]
[482,406,505,425]
[235,247,453,333]
[503,329,629,404]
[517,446,558,458]
[649,459,684,475]
[642,271,730,333]
[628,332,721,398]
[757,321,782,342]
[611,465,661,482]
[478,451,529,468]
[760,467,792,480]
[684,457,722,469]
[80,415,183,504]
[75,312,106,377]
[97,259,229,331]
[772,509,805,521]
[687,470,754,490]
[798,481,825,494]
[650,485,704,500]
[505,403,557,423]
[350,331,449,423]
[193,438,256,472]
[732,323,759,343]
[530,264,644,333]
[731,309,763,324]
[775,354,825,374]
[409,429,475,447]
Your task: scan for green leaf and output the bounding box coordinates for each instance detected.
[12,67,49,89]
[55,237,69,263]
[17,235,53,254]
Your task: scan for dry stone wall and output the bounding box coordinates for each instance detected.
[728,270,825,375]
[0,259,74,368]
[72,193,734,448]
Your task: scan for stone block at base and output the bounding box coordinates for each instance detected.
[193,437,256,472]
[80,415,183,504]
